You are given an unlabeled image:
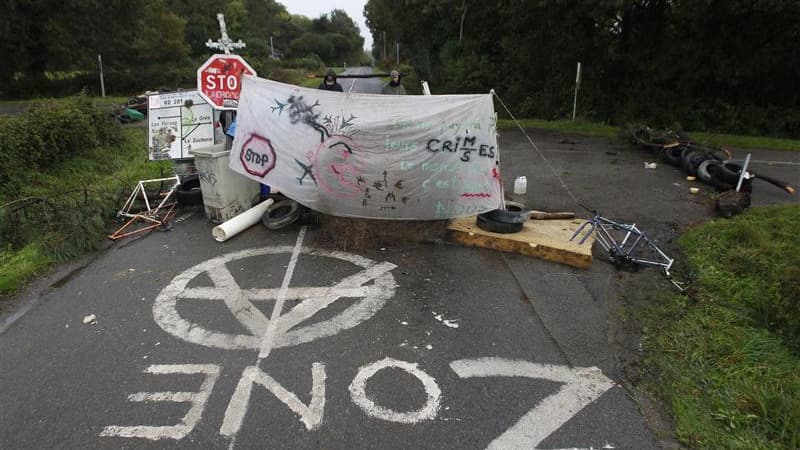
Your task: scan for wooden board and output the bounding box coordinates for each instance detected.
[446,216,594,269]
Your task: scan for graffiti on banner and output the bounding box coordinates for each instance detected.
[228,76,502,219]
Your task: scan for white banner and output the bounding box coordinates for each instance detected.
[229,76,502,220]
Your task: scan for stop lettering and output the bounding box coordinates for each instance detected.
[197,54,257,110]
[239,133,276,177]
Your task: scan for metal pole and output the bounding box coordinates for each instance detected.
[572,62,581,121]
[98,54,105,97]
[735,153,751,192]
[382,31,386,62]
[270,36,274,59]
[396,42,399,66]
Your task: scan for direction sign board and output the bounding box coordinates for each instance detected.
[148,91,214,160]
[197,54,256,110]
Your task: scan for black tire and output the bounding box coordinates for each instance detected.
[262,199,301,230]
[176,176,203,206]
[476,213,523,234]
[664,145,687,167]
[504,200,527,212]
[708,166,753,192]
[712,161,756,185]
[297,206,321,226]
[711,148,732,161]
[697,159,722,183]
[484,202,529,224]
[681,150,701,173]
[684,151,715,177]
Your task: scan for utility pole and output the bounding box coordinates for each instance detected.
[382,31,386,63]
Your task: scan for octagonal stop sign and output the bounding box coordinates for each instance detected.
[197,54,256,110]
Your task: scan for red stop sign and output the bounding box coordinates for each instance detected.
[197,54,257,110]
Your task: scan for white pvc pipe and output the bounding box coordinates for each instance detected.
[212,198,274,242]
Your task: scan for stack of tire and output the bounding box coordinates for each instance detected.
[631,127,751,192]
[630,127,795,215]
[663,144,751,192]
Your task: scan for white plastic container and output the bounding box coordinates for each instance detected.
[514,176,528,195]
[189,144,261,224]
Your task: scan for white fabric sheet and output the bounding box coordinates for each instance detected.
[229,75,502,219]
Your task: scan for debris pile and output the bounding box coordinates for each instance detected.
[628,127,795,216]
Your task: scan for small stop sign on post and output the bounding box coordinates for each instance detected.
[197,54,256,110]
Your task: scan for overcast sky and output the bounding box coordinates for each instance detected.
[282,0,372,51]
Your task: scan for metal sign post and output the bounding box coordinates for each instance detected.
[572,62,581,121]
[98,54,105,97]
[199,11,253,150]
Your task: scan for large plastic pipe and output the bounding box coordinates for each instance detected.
[212,198,274,242]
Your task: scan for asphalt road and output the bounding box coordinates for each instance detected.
[1,82,798,449]
[338,67,385,94]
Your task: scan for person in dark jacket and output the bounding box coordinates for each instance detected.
[318,68,343,92]
[381,70,405,95]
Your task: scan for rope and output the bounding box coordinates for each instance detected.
[490,89,581,207]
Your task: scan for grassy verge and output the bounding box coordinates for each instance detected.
[688,132,799,152]
[1,127,168,296]
[497,118,618,138]
[497,118,800,152]
[0,243,53,294]
[640,204,800,449]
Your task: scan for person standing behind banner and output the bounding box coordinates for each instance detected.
[381,70,406,95]
[318,68,343,92]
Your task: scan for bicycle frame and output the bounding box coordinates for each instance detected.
[571,214,675,277]
[117,176,180,218]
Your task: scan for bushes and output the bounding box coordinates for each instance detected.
[282,54,327,72]
[0,125,171,295]
[0,95,122,197]
[0,96,142,271]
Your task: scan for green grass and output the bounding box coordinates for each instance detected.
[299,75,322,89]
[640,205,800,449]
[497,118,619,138]
[689,132,800,152]
[498,118,800,152]
[0,243,53,295]
[1,127,169,296]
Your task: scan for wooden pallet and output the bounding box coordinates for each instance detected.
[446,216,594,269]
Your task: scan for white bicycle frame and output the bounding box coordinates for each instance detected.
[117,176,181,218]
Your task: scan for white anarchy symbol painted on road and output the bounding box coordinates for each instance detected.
[153,246,397,350]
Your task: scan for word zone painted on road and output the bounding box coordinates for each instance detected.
[101,246,616,449]
[101,357,614,449]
